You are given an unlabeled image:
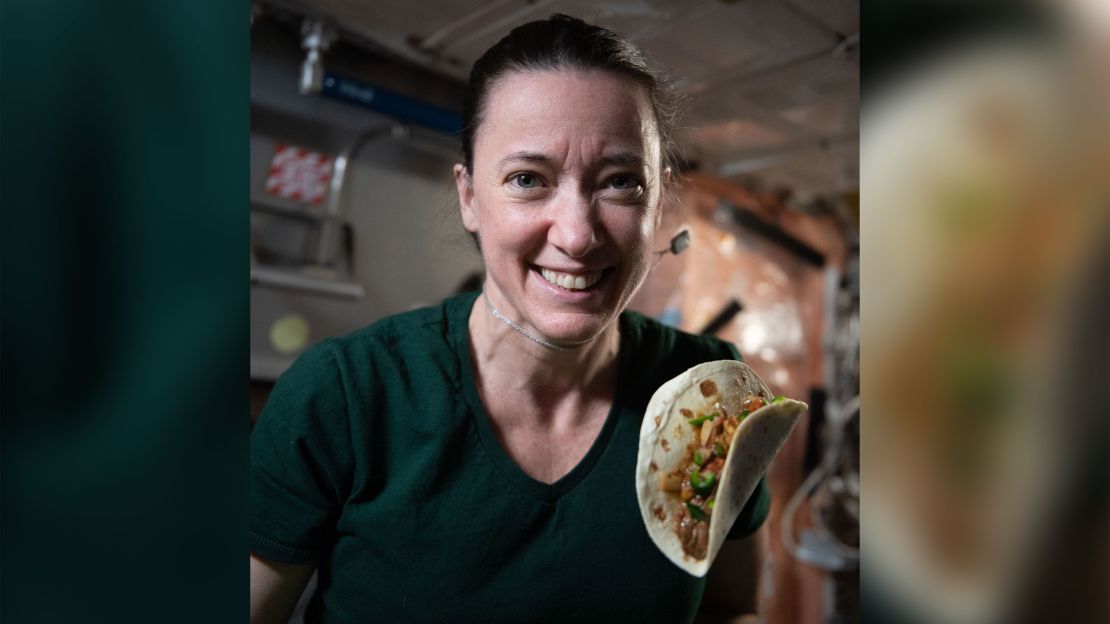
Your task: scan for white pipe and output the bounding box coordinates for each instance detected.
[780,396,860,570]
[299,19,334,95]
[250,265,365,299]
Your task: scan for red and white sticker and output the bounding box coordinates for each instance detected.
[264,145,333,204]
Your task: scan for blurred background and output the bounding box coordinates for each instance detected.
[3,1,1105,623]
[248,1,860,622]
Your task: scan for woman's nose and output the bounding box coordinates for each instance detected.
[548,190,604,258]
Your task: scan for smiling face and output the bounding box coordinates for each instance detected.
[455,69,664,347]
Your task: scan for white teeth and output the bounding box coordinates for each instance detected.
[540,267,602,291]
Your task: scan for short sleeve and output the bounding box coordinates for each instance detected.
[721,340,742,363]
[250,341,353,564]
[726,477,771,539]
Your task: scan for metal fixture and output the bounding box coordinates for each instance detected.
[299,19,335,95]
[781,249,860,621]
[315,124,408,268]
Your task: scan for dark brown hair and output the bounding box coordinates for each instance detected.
[460,14,680,175]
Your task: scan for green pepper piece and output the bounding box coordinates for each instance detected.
[693,451,704,466]
[690,470,717,496]
[714,442,725,457]
[707,499,716,510]
[685,501,709,522]
[772,395,786,404]
[687,412,718,427]
[737,409,749,420]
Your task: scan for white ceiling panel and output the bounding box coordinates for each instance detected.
[782,0,859,37]
[267,0,859,195]
[734,137,858,195]
[640,0,841,91]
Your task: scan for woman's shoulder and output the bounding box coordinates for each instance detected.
[266,293,474,407]
[620,310,742,400]
[313,291,477,360]
[259,292,476,435]
[621,309,740,362]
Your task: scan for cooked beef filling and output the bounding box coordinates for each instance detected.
[659,392,780,559]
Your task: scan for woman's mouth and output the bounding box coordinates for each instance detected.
[537,266,606,291]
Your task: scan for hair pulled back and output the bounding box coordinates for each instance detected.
[460,14,680,175]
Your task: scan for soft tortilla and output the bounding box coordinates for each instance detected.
[636,360,805,576]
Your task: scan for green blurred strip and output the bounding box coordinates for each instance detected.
[1,2,248,622]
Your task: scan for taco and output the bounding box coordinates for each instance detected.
[636,360,805,576]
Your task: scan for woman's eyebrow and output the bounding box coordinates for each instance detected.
[597,152,646,169]
[495,150,647,172]
[496,151,552,172]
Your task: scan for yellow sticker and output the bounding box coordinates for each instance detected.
[269,313,310,354]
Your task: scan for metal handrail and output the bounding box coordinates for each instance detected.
[315,123,406,267]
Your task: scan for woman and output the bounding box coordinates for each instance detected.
[251,15,770,623]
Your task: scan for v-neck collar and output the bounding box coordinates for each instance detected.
[448,291,630,504]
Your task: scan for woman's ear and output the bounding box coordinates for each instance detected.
[454,164,479,232]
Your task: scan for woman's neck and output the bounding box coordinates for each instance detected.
[467,292,620,408]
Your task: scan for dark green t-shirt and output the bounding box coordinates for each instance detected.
[251,291,770,623]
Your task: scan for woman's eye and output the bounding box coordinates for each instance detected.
[608,175,642,191]
[509,173,543,189]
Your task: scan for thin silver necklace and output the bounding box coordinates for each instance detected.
[483,294,567,351]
